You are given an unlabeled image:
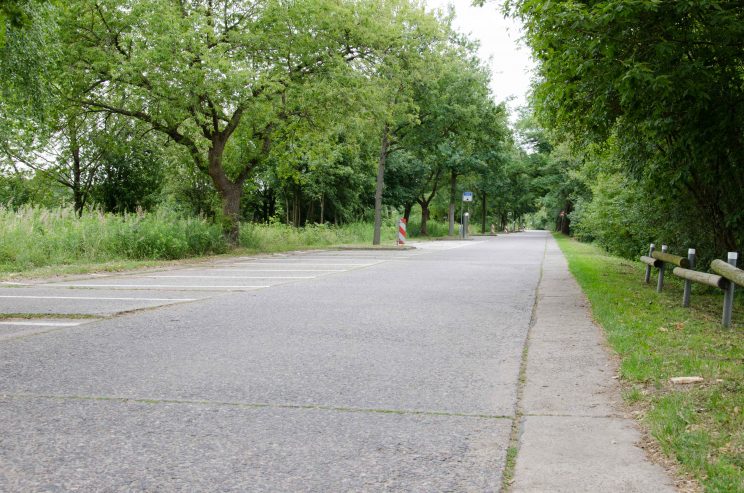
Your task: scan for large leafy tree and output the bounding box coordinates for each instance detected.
[60,0,391,243]
[510,0,744,252]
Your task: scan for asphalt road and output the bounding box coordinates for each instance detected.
[0,233,547,491]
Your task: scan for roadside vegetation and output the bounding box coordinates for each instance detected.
[554,233,743,492]
[0,206,448,278]
[0,0,529,263]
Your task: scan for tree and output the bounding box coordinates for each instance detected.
[510,0,744,253]
[367,3,445,244]
[60,0,393,243]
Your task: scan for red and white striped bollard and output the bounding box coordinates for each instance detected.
[397,218,407,245]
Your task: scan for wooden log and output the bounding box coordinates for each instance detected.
[640,256,661,268]
[711,259,744,287]
[652,250,690,268]
[670,376,704,385]
[672,267,728,290]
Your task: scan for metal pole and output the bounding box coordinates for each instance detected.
[656,244,668,293]
[644,243,655,283]
[722,252,738,328]
[460,199,464,239]
[682,248,696,307]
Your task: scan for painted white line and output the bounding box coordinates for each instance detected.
[230,262,378,267]
[0,295,196,301]
[191,269,346,273]
[38,284,270,290]
[0,321,83,327]
[144,275,315,279]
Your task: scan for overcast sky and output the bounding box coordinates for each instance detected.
[424,0,536,121]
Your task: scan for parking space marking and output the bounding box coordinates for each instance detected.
[228,262,382,267]
[36,284,270,290]
[144,275,316,279]
[0,295,197,301]
[195,269,346,273]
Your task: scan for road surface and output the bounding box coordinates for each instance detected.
[0,232,677,491]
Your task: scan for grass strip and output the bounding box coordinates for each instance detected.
[553,233,743,493]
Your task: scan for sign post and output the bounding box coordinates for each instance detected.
[461,192,473,239]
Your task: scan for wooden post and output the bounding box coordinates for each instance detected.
[656,245,668,292]
[644,243,655,283]
[722,252,738,328]
[682,248,696,307]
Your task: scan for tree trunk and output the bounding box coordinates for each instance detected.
[320,194,325,224]
[285,193,290,225]
[221,183,242,245]
[480,191,487,234]
[403,202,413,223]
[205,139,246,245]
[418,200,430,236]
[560,200,573,235]
[373,125,389,245]
[70,131,84,217]
[448,170,457,236]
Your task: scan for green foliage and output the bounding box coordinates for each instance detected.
[513,0,744,254]
[555,234,743,492]
[1,0,517,249]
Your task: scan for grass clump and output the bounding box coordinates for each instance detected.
[553,233,743,492]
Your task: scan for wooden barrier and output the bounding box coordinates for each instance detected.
[672,267,727,290]
[711,259,744,286]
[640,256,662,268]
[641,244,741,327]
[652,250,690,268]
[712,253,740,327]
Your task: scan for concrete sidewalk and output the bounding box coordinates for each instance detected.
[511,236,678,492]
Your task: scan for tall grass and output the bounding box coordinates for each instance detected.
[239,221,398,252]
[0,207,226,271]
[0,207,423,273]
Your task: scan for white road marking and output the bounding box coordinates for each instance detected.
[0,321,83,327]
[230,262,379,267]
[190,269,346,273]
[37,284,270,290]
[143,275,315,279]
[0,295,196,301]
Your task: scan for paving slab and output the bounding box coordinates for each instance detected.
[513,237,677,492]
[513,416,676,493]
[0,396,510,492]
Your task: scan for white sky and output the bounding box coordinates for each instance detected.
[424,0,536,122]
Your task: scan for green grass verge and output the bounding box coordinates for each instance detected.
[553,233,743,492]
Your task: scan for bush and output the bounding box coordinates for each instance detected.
[570,173,716,264]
